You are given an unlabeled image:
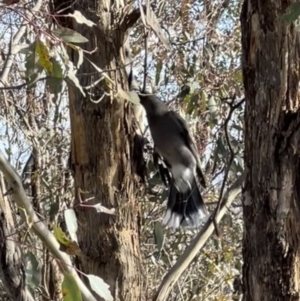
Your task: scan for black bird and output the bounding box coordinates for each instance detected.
[125,54,208,228]
[138,93,208,228]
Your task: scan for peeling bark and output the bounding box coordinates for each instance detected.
[241,0,300,300]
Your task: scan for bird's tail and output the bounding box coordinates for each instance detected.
[162,178,208,229]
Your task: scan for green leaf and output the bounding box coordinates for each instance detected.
[35,39,53,74]
[62,273,82,301]
[46,77,63,95]
[154,222,164,253]
[64,209,78,243]
[25,51,43,86]
[282,3,300,23]
[49,200,60,217]
[86,274,113,301]
[47,57,64,94]
[53,27,89,44]
[234,69,243,83]
[53,224,72,247]
[186,94,199,115]
[51,58,64,78]
[68,10,95,27]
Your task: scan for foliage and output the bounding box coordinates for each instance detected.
[282,3,300,23]
[62,273,82,301]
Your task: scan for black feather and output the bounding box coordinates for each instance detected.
[124,56,208,229]
[164,178,208,228]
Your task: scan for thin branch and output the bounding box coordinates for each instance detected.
[142,31,149,92]
[153,173,245,301]
[212,97,245,235]
[0,151,97,301]
[0,77,49,91]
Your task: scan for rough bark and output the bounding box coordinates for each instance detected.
[241,0,300,300]
[52,1,144,300]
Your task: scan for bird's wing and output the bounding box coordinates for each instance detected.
[167,111,199,160]
[167,111,207,188]
[153,150,171,187]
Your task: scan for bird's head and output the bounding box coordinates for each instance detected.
[138,94,168,116]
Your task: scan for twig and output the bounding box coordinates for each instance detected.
[142,31,149,92]
[212,97,245,236]
[0,77,49,91]
[153,173,245,301]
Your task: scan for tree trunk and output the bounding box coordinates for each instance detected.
[241,0,300,300]
[52,1,144,300]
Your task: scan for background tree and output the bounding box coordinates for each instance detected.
[241,0,300,300]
